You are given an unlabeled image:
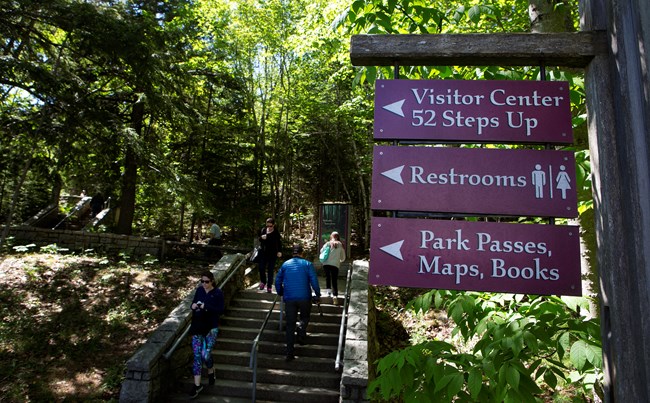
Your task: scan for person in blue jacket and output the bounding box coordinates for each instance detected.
[275,243,321,361]
[188,271,225,398]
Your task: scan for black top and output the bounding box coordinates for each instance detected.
[189,286,225,336]
[259,226,282,257]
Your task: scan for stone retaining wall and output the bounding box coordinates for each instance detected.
[119,254,247,403]
[340,260,369,403]
[3,226,237,261]
[5,226,165,258]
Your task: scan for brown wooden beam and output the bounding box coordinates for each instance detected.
[350,32,608,68]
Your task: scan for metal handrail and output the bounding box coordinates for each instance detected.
[335,264,354,372]
[52,197,90,230]
[249,294,281,403]
[163,257,247,360]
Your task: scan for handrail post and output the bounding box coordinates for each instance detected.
[249,294,280,403]
[335,264,354,372]
[250,348,257,402]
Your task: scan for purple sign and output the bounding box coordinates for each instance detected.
[374,79,573,143]
[371,146,578,218]
[369,217,581,296]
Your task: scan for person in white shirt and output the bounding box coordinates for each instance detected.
[208,219,221,246]
[319,231,346,304]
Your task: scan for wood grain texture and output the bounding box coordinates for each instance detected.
[350,32,607,68]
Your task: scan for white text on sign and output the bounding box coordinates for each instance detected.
[407,88,563,136]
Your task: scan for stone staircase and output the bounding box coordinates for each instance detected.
[166,283,344,402]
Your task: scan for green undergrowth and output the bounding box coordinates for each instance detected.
[371,289,603,403]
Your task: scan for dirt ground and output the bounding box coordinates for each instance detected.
[0,252,204,402]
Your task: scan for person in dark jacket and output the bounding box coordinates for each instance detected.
[275,244,321,361]
[188,271,225,398]
[258,217,283,293]
[90,192,104,218]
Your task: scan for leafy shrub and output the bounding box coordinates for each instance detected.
[369,291,603,402]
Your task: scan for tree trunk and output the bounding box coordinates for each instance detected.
[529,0,575,33]
[115,100,144,235]
[529,0,599,309]
[51,171,63,206]
[350,139,370,251]
[529,0,600,316]
[0,158,31,246]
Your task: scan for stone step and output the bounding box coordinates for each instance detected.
[220,316,341,334]
[210,350,340,373]
[230,297,344,315]
[216,336,338,359]
[207,363,341,389]
[223,307,342,324]
[237,289,346,307]
[220,325,339,345]
[168,378,339,403]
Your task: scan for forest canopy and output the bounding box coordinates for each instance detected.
[1,0,588,249]
[1,0,374,244]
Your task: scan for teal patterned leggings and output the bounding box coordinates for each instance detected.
[191,328,219,376]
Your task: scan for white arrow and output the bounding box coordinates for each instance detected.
[380,240,404,261]
[381,165,404,184]
[382,99,405,117]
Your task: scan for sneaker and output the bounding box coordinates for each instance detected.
[296,325,306,345]
[259,282,265,290]
[189,384,203,398]
[332,296,339,305]
[325,289,332,297]
[208,372,215,385]
[267,287,272,293]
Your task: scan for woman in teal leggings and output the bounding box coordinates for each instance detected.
[188,271,224,398]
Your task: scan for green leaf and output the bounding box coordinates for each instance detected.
[468,368,483,399]
[409,290,434,312]
[400,363,416,386]
[387,370,401,398]
[506,365,520,390]
[574,340,602,368]
[366,66,377,84]
[468,5,482,23]
[587,344,603,368]
[498,364,507,383]
[570,340,588,370]
[561,295,588,313]
[376,13,394,32]
[434,290,444,308]
[351,0,365,14]
[511,333,525,357]
[386,0,397,13]
[523,330,539,352]
[434,373,454,393]
[447,373,464,397]
[453,6,465,23]
[516,366,544,396]
[450,301,464,324]
[557,331,571,359]
[501,336,514,350]
[544,369,558,389]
